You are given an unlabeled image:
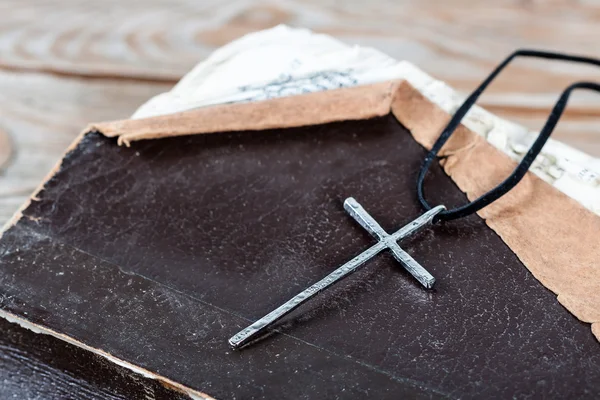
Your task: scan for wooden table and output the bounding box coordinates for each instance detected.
[0,1,599,397]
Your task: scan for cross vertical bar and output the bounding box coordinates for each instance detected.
[228,240,387,349]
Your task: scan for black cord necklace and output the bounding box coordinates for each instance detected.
[229,49,600,349]
[418,49,600,222]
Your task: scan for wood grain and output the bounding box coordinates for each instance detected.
[0,3,599,92]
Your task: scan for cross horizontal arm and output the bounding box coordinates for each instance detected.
[391,205,446,242]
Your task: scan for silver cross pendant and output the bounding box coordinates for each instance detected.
[229,198,446,349]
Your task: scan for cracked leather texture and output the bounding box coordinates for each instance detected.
[0,115,599,399]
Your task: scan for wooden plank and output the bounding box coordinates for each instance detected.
[0,71,170,224]
[1,0,598,84]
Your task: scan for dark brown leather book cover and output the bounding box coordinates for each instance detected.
[1,106,599,398]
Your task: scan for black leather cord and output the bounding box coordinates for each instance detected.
[417,49,600,222]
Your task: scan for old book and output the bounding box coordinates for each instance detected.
[0,28,599,399]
